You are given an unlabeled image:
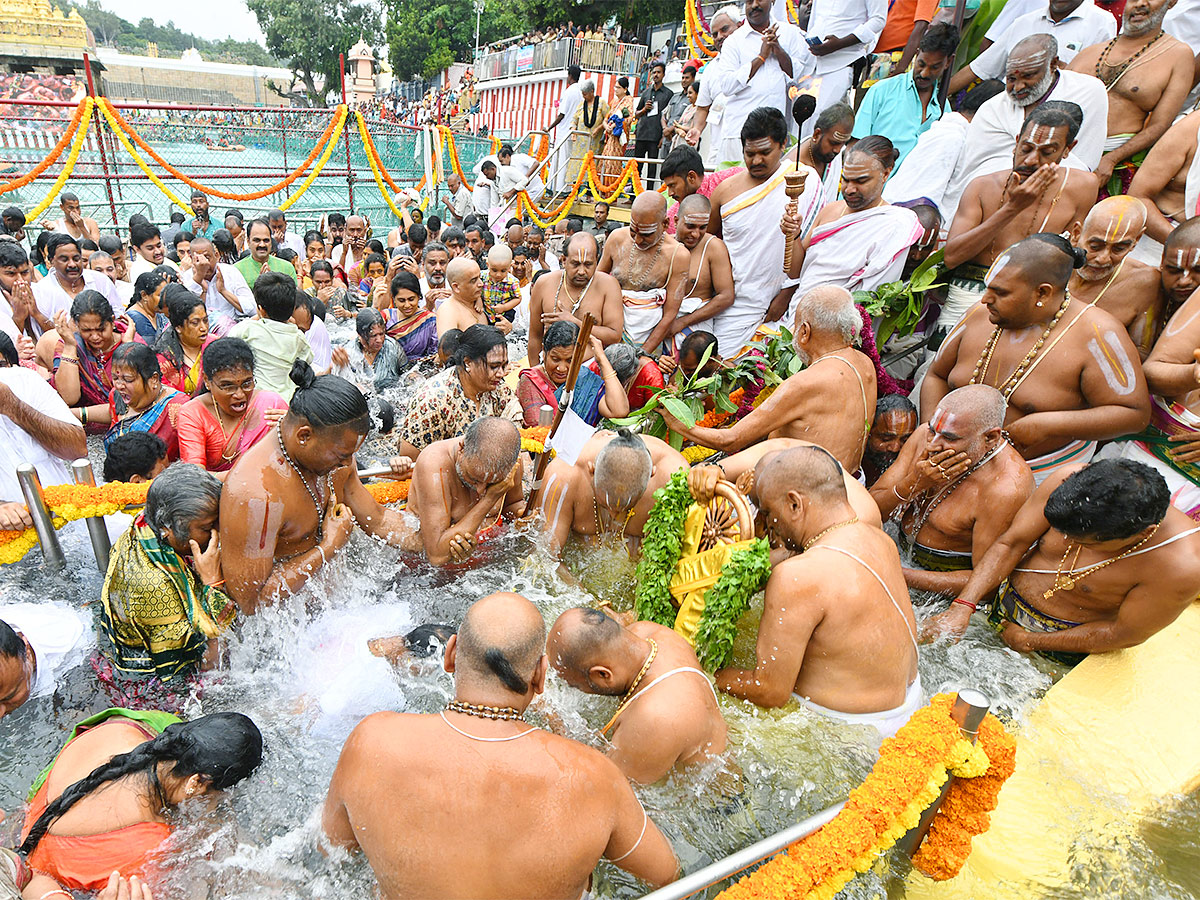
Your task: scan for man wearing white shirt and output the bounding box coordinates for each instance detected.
[701,0,811,165]
[938,34,1108,227]
[127,222,179,280]
[331,215,368,275]
[805,0,888,129]
[33,233,123,323]
[0,242,52,343]
[0,602,93,718]
[949,0,1115,92]
[497,144,546,201]
[473,159,503,218]
[688,6,746,167]
[547,65,584,192]
[440,173,474,227]
[88,251,135,308]
[182,236,253,324]
[268,208,307,257]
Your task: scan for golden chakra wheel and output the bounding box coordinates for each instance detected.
[694,480,753,552]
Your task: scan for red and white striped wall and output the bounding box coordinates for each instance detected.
[473,70,640,140]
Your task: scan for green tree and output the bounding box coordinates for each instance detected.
[384,0,526,80]
[248,0,379,105]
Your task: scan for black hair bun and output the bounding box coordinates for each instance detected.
[290,358,317,390]
[1070,246,1087,269]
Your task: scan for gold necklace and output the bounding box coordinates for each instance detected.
[214,392,253,461]
[445,700,525,721]
[600,638,658,734]
[1043,522,1161,600]
[970,294,1071,400]
[803,516,859,552]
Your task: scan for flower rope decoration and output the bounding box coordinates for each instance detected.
[693,537,770,669]
[97,99,193,214]
[685,0,719,59]
[101,100,339,202]
[716,693,1017,900]
[279,105,348,212]
[0,98,88,195]
[24,98,95,222]
[357,110,406,220]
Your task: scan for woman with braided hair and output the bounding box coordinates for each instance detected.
[18,709,262,892]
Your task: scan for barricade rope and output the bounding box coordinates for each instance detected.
[0,98,89,196]
[24,98,96,222]
[100,100,342,202]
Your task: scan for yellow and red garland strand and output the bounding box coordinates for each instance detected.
[0,97,88,196]
[23,98,95,222]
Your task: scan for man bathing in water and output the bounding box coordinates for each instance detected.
[598,191,690,356]
[537,428,688,553]
[872,385,1035,595]
[322,592,679,898]
[219,363,416,613]
[670,195,735,340]
[863,395,918,486]
[547,607,728,784]
[527,232,623,366]
[406,417,525,566]
[924,460,1200,665]
[923,235,1150,485]
[661,286,877,475]
[715,447,921,737]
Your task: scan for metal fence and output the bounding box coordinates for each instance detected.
[475,37,646,82]
[0,98,499,237]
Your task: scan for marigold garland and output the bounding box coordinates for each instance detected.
[25,98,95,223]
[684,0,719,59]
[716,694,1017,899]
[358,110,406,220]
[0,98,87,195]
[97,99,192,214]
[682,445,719,464]
[102,100,339,202]
[279,105,348,212]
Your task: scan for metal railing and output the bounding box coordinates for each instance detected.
[476,37,646,81]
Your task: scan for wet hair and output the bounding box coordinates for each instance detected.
[46,232,81,261]
[462,416,521,472]
[741,107,787,146]
[919,21,959,56]
[288,360,370,431]
[442,227,466,246]
[679,330,718,362]
[293,290,324,322]
[129,223,160,249]
[543,320,579,353]
[0,332,17,367]
[112,342,161,382]
[874,393,917,419]
[814,102,854,133]
[604,342,639,383]
[404,623,456,658]
[69,289,115,325]
[103,431,167,482]
[211,229,236,257]
[1021,101,1082,145]
[133,270,168,307]
[1044,459,1170,541]
[847,134,898,171]
[356,307,385,340]
[438,328,462,359]
[453,324,506,369]
[19,711,263,858]
[390,270,422,300]
[253,271,297,322]
[407,223,427,245]
[0,241,28,268]
[0,619,26,663]
[594,428,652,508]
[200,337,255,380]
[310,260,334,281]
[154,284,208,369]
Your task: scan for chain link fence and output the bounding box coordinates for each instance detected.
[0,100,498,239]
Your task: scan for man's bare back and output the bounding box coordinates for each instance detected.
[1130,110,1200,241]
[1070,256,1162,356]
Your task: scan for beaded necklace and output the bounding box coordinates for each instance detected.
[600,638,658,733]
[969,294,1071,401]
[276,423,333,540]
[1095,30,1166,89]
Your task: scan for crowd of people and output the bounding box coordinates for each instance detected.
[1,0,1200,895]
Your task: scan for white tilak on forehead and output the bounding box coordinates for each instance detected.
[984,250,1013,286]
[1026,125,1060,150]
[1009,52,1049,73]
[1176,248,1200,268]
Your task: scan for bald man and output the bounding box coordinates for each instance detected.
[671,194,734,339]
[333,214,368,273]
[1153,219,1200,341]
[537,428,688,554]
[662,286,878,475]
[407,418,526,566]
[436,257,509,336]
[923,235,1150,485]
[547,607,727,784]
[715,447,921,736]
[322,592,679,898]
[1068,196,1162,358]
[872,385,1035,595]
[598,191,689,356]
[527,232,623,365]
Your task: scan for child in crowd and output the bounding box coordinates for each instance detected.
[357,253,388,298]
[103,432,169,483]
[481,245,522,323]
[228,272,313,400]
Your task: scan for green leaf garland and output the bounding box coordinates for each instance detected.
[693,538,771,670]
[634,469,694,626]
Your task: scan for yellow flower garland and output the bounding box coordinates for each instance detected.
[280,104,347,212]
[97,99,192,214]
[357,110,406,220]
[26,98,95,222]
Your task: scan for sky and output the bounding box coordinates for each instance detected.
[97,0,267,44]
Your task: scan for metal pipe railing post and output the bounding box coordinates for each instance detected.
[16,464,65,569]
[70,458,111,573]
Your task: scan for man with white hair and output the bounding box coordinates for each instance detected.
[661,285,877,474]
[687,5,744,167]
[871,385,1035,595]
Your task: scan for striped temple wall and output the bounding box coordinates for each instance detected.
[472,70,640,140]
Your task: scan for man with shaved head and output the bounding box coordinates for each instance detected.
[436,256,500,336]
[1153,218,1200,339]
[537,428,688,554]
[546,606,727,784]
[527,232,623,365]
[872,385,1034,595]
[183,235,254,324]
[671,194,734,340]
[715,446,921,736]
[407,417,525,566]
[663,286,877,475]
[322,592,679,897]
[332,214,368,274]
[598,190,689,356]
[923,234,1150,485]
[1068,196,1161,357]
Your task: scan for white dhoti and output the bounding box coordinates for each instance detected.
[1131,233,1166,266]
[795,674,924,738]
[1027,439,1098,486]
[622,289,667,351]
[935,277,988,336]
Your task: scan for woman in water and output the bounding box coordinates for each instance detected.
[517,320,628,426]
[155,284,213,396]
[332,308,407,395]
[126,270,171,344]
[104,343,187,460]
[176,338,288,477]
[381,271,437,362]
[19,709,262,893]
